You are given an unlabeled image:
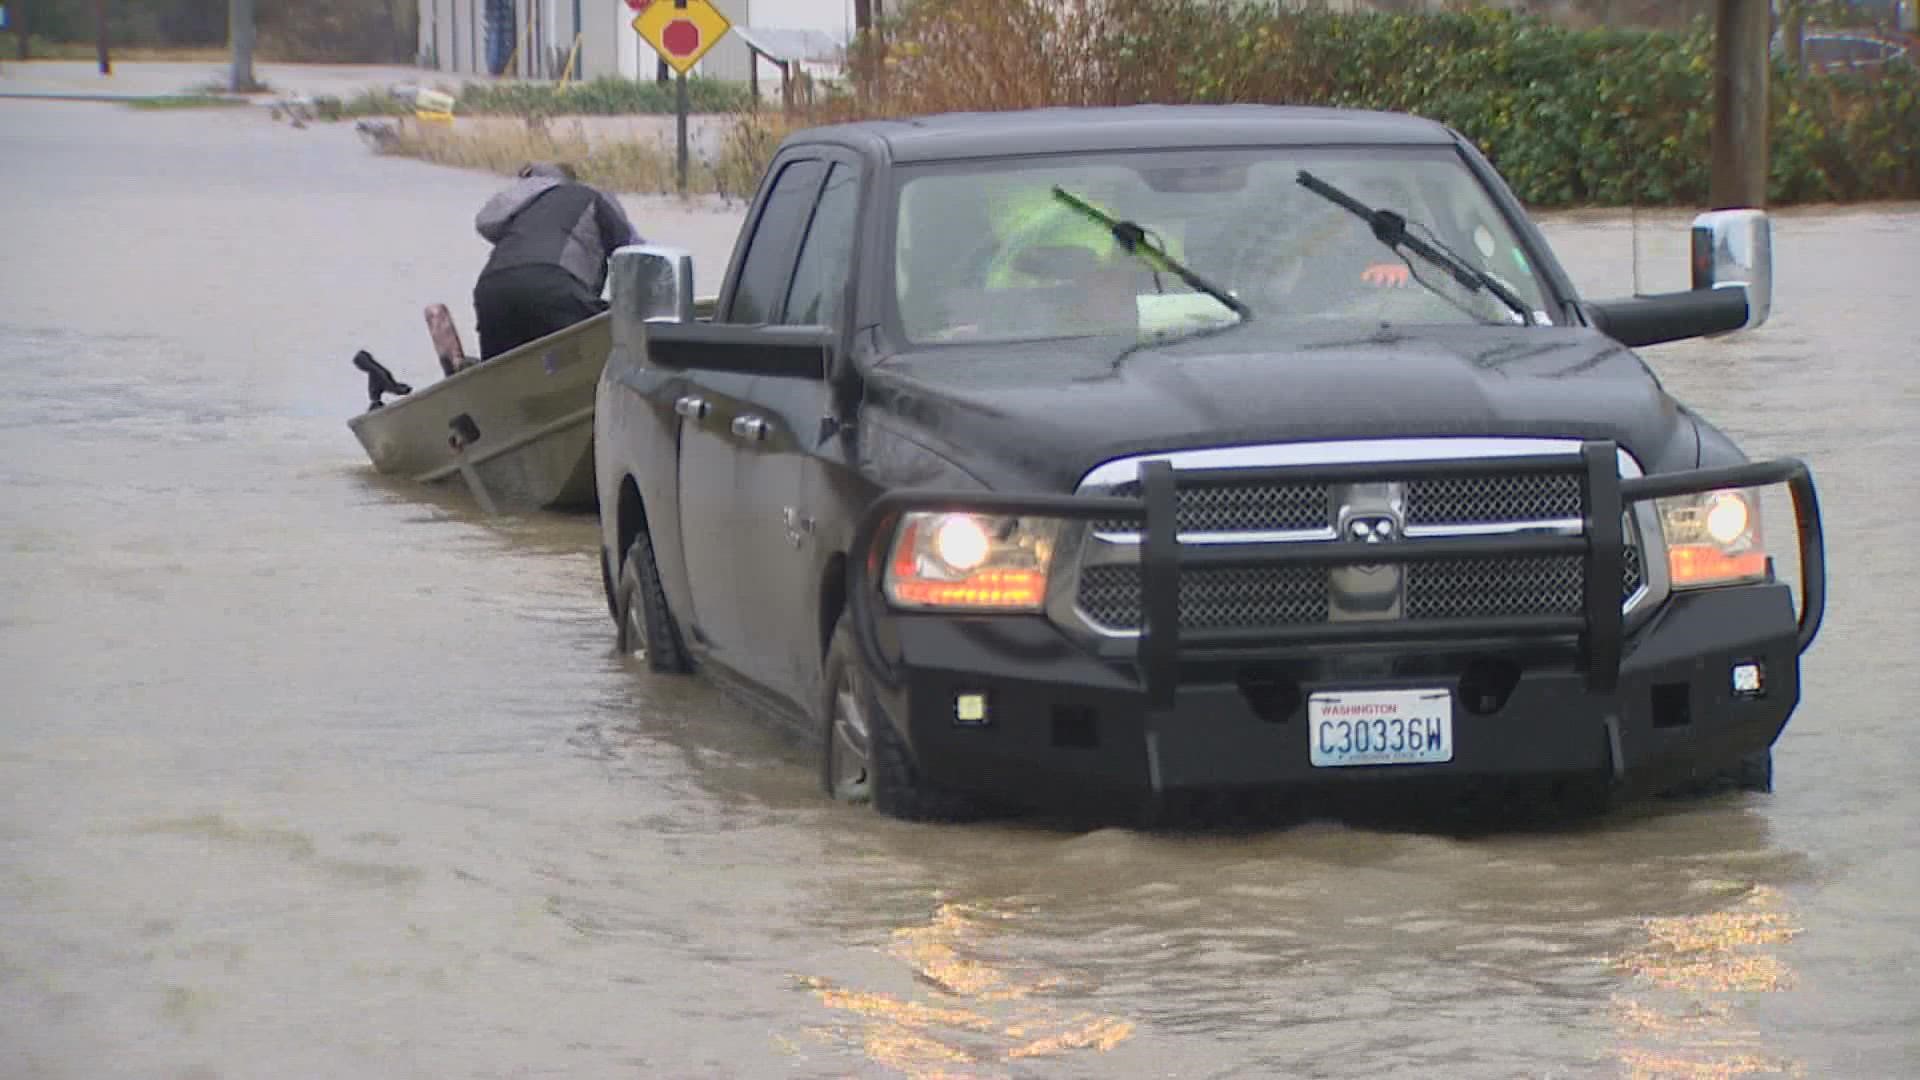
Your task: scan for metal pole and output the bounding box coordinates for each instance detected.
[94,0,108,74]
[1781,0,1806,70]
[229,0,256,93]
[17,0,30,61]
[1710,0,1770,209]
[675,70,689,195]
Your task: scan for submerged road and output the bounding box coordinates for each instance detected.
[2,100,1917,1078]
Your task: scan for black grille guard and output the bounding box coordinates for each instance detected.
[845,441,1826,702]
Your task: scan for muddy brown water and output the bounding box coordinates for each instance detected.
[2,102,1917,1079]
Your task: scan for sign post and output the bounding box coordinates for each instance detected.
[631,0,732,195]
[676,72,689,193]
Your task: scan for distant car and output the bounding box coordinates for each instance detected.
[593,105,1827,825]
[1778,29,1912,72]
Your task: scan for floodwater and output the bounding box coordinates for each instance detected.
[2,101,1916,1080]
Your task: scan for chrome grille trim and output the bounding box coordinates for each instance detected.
[1091,527,1336,546]
[1403,517,1584,538]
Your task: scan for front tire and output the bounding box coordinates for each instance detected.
[820,619,873,805]
[616,531,690,674]
[820,617,988,822]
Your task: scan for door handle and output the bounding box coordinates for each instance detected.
[674,395,710,419]
[731,415,770,441]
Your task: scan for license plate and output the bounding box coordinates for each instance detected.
[1309,689,1453,767]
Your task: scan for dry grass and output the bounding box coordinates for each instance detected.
[359,102,812,201]
[368,119,649,187]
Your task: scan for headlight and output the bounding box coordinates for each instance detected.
[1655,487,1770,589]
[884,512,1061,611]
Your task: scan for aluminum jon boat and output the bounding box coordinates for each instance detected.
[347,311,610,514]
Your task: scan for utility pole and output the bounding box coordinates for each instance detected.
[852,0,882,91]
[17,0,30,61]
[94,0,108,73]
[1780,0,1806,69]
[229,0,256,93]
[1710,0,1770,209]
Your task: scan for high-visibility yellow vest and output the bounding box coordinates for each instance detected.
[985,188,1122,287]
[984,187,1190,288]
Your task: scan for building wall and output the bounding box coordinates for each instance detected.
[578,0,624,82]
[414,0,847,83]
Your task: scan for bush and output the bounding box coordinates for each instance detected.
[842,1,1920,208]
[456,76,754,117]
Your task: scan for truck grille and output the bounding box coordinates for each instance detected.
[1072,467,1647,634]
[1093,480,1328,535]
[1406,473,1582,526]
[1405,556,1584,620]
[1079,564,1329,630]
[1092,473,1589,536]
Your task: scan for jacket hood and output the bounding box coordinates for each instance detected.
[863,321,1694,492]
[475,176,565,243]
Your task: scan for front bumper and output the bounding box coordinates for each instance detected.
[846,445,1826,814]
[872,585,1797,812]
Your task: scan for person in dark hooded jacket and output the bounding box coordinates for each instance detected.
[471,162,643,360]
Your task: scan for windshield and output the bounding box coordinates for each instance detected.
[891,146,1558,346]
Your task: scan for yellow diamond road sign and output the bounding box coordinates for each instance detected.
[632,0,731,76]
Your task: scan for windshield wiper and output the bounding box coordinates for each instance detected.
[1294,170,1534,325]
[1050,186,1250,321]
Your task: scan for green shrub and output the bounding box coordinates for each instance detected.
[855,1,1920,207]
[454,76,753,117]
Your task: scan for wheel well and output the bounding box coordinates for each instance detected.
[616,476,647,566]
[818,553,848,660]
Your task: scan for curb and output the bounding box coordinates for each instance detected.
[0,90,265,104]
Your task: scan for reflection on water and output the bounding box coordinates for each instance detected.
[1610,886,1804,1079]
[798,900,1134,1077]
[1,103,1916,1079]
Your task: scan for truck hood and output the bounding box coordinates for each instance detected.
[862,322,1694,492]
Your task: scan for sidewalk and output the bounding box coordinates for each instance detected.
[0,60,438,102]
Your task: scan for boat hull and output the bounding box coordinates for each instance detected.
[347,313,610,513]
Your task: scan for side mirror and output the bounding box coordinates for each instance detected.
[609,244,695,324]
[1690,208,1772,331]
[1585,208,1774,348]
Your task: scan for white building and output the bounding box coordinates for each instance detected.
[417,0,853,84]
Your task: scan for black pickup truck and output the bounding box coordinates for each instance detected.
[593,105,1825,823]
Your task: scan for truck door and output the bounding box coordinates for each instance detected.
[675,157,827,675]
[730,159,862,708]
